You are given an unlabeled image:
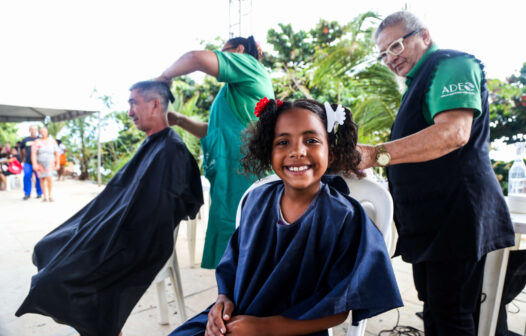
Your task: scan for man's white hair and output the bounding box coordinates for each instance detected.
[374,11,428,41]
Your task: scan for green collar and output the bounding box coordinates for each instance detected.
[405,44,439,86]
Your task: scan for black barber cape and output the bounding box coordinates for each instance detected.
[16,127,203,336]
[170,177,402,336]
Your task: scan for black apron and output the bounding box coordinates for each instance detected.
[387,49,515,263]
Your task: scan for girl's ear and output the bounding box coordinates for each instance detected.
[328,151,335,167]
[234,44,245,54]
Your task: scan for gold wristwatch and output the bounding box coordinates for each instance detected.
[375,144,391,167]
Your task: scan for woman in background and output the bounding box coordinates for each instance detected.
[32,127,59,201]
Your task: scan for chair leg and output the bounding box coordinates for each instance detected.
[478,248,509,336]
[347,319,367,336]
[169,251,187,323]
[155,280,169,325]
[187,219,197,268]
[6,175,12,191]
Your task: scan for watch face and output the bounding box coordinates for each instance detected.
[378,153,390,166]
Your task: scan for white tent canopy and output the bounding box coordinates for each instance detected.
[0,103,96,122]
[0,103,102,185]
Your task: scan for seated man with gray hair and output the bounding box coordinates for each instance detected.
[16,81,204,336]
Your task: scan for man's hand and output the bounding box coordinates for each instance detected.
[357,144,377,170]
[225,315,267,336]
[205,294,235,336]
[167,111,183,127]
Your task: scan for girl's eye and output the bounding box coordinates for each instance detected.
[306,138,320,144]
[275,139,288,146]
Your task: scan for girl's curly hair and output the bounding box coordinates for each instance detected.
[241,98,363,179]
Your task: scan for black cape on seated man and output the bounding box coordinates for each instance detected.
[15,81,203,336]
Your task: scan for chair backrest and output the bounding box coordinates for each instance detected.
[341,175,394,253]
[236,175,394,255]
[235,174,281,228]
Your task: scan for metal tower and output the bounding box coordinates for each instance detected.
[228,0,253,38]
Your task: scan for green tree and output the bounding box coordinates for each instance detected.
[63,116,99,180]
[99,110,145,182]
[488,62,526,144]
[263,13,400,144]
[311,12,400,144]
[0,122,19,145]
[170,89,204,166]
[46,121,66,139]
[263,19,347,100]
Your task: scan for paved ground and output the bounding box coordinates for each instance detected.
[1,179,524,335]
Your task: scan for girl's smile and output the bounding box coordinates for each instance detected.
[285,165,311,173]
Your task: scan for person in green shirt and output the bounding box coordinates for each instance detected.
[156,36,274,269]
[358,11,515,335]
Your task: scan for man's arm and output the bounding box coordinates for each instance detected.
[358,109,474,169]
[157,50,219,83]
[224,312,349,336]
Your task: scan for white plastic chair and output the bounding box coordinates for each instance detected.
[187,176,211,267]
[6,173,22,191]
[342,175,394,336]
[235,174,394,336]
[153,225,187,325]
[477,248,509,336]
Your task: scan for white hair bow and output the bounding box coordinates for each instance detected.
[324,102,346,133]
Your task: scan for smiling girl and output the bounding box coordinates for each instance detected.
[169,98,402,336]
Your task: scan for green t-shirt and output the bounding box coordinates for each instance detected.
[214,50,274,125]
[405,44,483,125]
[199,52,274,268]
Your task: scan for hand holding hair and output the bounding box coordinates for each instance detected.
[154,74,173,87]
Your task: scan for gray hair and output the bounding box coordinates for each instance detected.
[374,11,428,40]
[129,80,173,113]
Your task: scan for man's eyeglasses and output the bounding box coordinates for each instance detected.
[377,30,420,62]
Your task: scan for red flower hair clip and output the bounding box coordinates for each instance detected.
[254,98,283,117]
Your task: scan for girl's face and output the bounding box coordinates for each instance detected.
[271,107,330,194]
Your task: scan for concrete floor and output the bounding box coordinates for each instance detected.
[1,179,524,336]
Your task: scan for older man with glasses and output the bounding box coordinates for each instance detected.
[358,11,515,335]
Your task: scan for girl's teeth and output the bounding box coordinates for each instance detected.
[290,166,308,172]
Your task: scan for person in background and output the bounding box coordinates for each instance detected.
[20,125,42,200]
[156,35,275,269]
[31,126,59,202]
[15,141,21,154]
[358,11,515,335]
[0,147,22,190]
[56,139,67,181]
[1,142,11,156]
